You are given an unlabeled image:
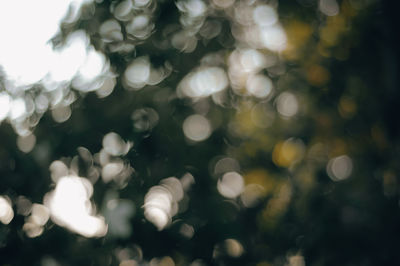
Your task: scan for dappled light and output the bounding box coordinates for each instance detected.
[124,57,151,90]
[213,238,244,259]
[178,67,228,99]
[16,133,36,153]
[182,114,212,142]
[0,0,90,85]
[103,132,132,157]
[217,171,244,199]
[22,204,49,238]
[0,0,113,137]
[124,57,171,90]
[272,138,305,168]
[144,176,186,230]
[213,157,241,176]
[0,196,14,225]
[1,0,398,265]
[287,255,306,266]
[44,175,107,238]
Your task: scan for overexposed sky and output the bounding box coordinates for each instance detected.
[0,0,95,87]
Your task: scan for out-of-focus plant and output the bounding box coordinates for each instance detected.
[1,0,400,265]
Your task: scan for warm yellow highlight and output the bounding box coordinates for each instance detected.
[272,139,304,168]
[283,21,313,60]
[258,182,292,229]
[306,65,330,87]
[244,169,276,195]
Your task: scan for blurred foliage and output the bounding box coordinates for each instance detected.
[1,0,400,265]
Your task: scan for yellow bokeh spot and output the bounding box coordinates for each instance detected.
[306,65,330,87]
[258,182,292,229]
[272,139,304,168]
[320,27,339,47]
[235,104,257,136]
[244,169,277,195]
[319,14,348,48]
[283,21,313,61]
[326,15,347,33]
